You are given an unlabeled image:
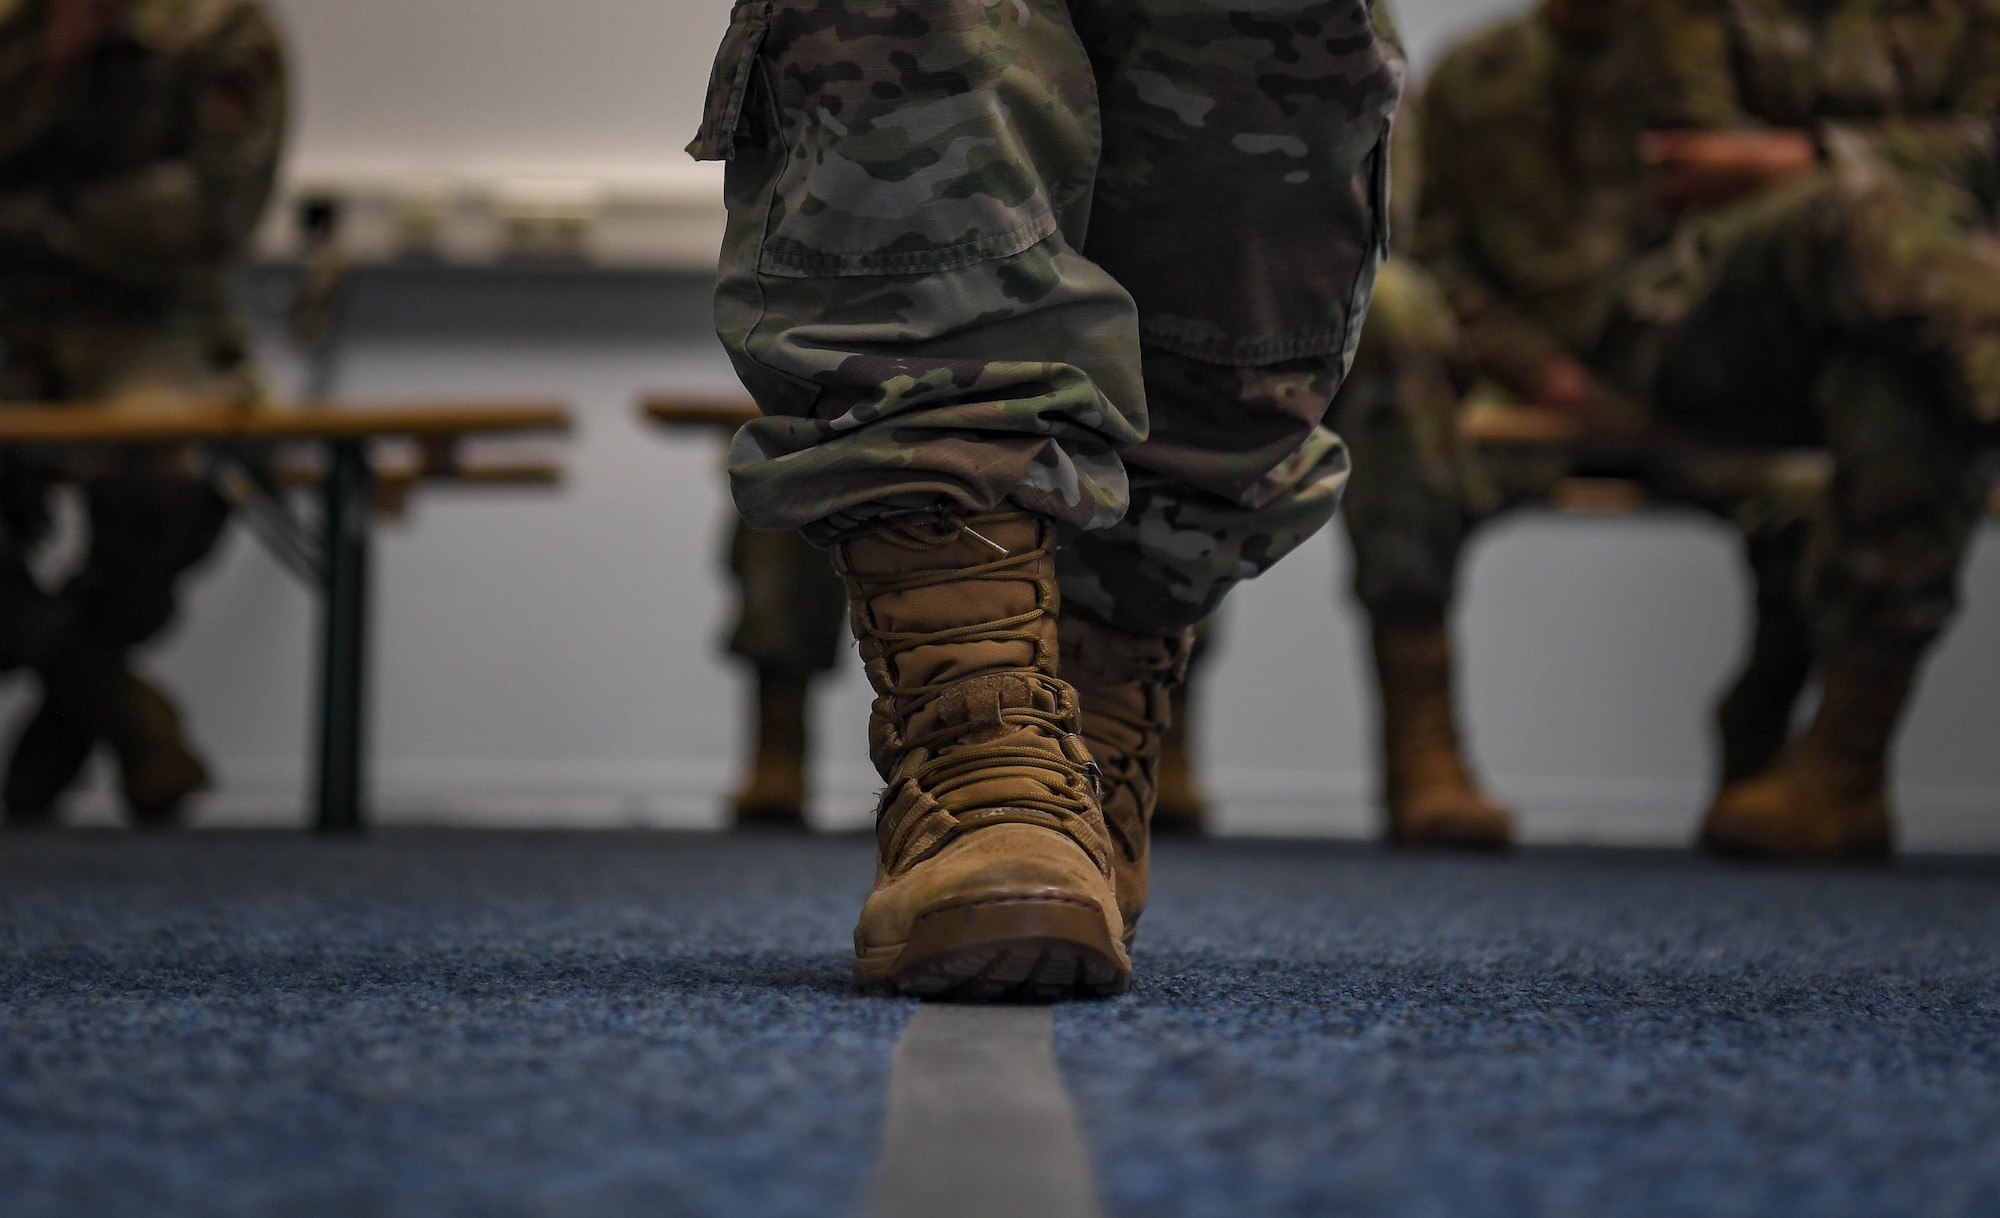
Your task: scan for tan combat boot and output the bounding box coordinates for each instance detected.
[110,676,210,828]
[1059,611,1194,948]
[834,511,1130,1000]
[1373,623,1515,849]
[1700,646,1916,861]
[730,669,811,829]
[1150,682,1210,835]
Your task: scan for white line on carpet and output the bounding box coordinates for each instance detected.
[871,1005,1105,1218]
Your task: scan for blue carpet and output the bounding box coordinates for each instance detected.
[0,831,909,1218]
[8,831,2000,1217]
[1062,840,2000,1218]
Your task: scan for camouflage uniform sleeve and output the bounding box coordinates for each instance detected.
[13,3,286,292]
[1638,0,2000,194]
[1631,0,1746,129]
[1408,47,1568,398]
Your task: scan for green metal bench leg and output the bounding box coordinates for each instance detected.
[315,439,373,832]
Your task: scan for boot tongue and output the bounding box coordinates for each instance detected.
[957,676,1009,739]
[912,674,1085,814]
[928,674,1056,745]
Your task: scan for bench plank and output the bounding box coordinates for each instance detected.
[0,400,573,444]
[638,394,760,431]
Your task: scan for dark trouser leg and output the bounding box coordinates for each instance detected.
[724,522,846,828]
[0,546,93,827]
[3,699,96,828]
[1716,508,1816,785]
[41,466,229,823]
[1333,267,1512,847]
[63,466,231,653]
[1,458,92,827]
[0,451,61,674]
[0,552,63,676]
[733,669,812,828]
[1152,615,1214,834]
[1803,352,1987,658]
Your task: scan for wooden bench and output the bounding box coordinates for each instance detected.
[1460,402,2000,518]
[638,394,760,433]
[0,399,573,832]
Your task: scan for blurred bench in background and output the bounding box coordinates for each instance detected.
[1459,401,2000,518]
[0,399,573,833]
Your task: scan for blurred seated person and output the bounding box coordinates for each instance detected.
[1391,0,1823,847]
[0,0,287,826]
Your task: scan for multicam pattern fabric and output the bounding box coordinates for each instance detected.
[692,0,1404,633]
[1633,170,1999,649]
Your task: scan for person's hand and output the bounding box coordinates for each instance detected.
[1526,356,1610,415]
[1524,356,1645,437]
[1642,128,1818,211]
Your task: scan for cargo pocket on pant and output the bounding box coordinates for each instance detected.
[744,0,1079,278]
[687,0,775,162]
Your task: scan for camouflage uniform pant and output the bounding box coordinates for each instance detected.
[0,310,247,673]
[1603,167,2000,653]
[726,519,847,676]
[692,0,1403,634]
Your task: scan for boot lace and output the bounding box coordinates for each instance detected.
[1065,627,1188,863]
[1083,696,1162,862]
[849,516,1109,876]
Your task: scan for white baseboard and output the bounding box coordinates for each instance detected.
[52,756,2000,853]
[1199,767,2000,853]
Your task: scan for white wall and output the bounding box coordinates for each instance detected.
[266,0,729,183]
[10,0,1997,848]
[258,0,1490,182]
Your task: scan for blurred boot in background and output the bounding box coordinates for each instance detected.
[1061,608,1194,946]
[1150,616,1212,835]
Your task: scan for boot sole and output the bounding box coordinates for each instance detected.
[1697,826,1893,863]
[856,898,1132,1002]
[123,763,209,831]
